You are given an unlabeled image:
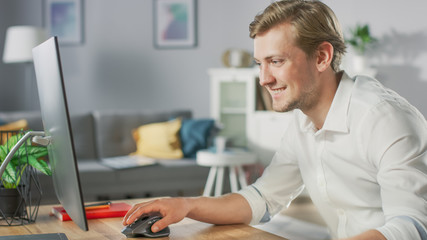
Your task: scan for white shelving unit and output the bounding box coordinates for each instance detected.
[209,68,292,165]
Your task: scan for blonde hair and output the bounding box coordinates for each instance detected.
[249,0,346,72]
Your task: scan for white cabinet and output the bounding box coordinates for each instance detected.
[209,68,256,148]
[209,68,292,165]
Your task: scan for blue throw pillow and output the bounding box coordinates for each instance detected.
[180,119,215,158]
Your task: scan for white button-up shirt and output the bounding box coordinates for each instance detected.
[238,72,427,239]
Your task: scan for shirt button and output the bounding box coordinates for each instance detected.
[337,209,345,216]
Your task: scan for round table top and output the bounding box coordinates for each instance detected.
[196,148,257,167]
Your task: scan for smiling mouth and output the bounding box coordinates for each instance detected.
[269,87,286,95]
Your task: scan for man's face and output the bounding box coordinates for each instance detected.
[254,23,320,113]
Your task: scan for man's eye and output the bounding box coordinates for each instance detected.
[271,60,282,65]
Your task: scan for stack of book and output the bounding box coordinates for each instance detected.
[51,202,132,221]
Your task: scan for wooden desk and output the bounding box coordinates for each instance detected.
[1,199,287,239]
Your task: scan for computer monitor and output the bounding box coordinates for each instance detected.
[32,37,88,231]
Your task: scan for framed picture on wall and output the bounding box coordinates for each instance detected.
[45,0,83,45]
[153,0,197,49]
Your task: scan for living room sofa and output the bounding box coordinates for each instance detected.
[0,109,210,204]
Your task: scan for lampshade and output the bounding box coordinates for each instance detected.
[3,26,47,63]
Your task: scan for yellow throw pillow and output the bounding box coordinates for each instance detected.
[132,118,183,159]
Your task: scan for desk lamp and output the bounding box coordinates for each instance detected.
[2,26,47,110]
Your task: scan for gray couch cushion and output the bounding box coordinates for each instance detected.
[92,109,192,158]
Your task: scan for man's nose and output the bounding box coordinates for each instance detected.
[259,66,274,86]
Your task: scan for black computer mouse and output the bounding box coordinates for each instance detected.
[121,212,170,238]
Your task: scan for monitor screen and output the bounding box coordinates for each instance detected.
[32,37,88,231]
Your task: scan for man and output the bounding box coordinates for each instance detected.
[123,1,427,239]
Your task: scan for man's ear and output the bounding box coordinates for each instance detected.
[316,41,334,72]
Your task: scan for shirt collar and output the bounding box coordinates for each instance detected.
[299,71,354,133]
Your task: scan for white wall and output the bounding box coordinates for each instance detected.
[324,0,427,115]
[0,0,269,117]
[1,0,426,118]
[0,0,44,111]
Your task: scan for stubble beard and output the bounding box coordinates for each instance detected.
[272,86,318,113]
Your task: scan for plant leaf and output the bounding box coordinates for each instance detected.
[37,158,51,176]
[25,155,52,176]
[19,145,48,158]
[2,162,18,184]
[5,134,20,151]
[0,145,7,161]
[10,145,48,166]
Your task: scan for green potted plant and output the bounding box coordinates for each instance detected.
[345,23,377,75]
[0,132,51,218]
[346,23,377,55]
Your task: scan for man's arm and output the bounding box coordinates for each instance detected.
[122,193,252,233]
[360,100,427,240]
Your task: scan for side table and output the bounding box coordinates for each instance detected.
[196,148,257,196]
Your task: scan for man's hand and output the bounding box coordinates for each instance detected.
[122,193,252,233]
[122,197,190,233]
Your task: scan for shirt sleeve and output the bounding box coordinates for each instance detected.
[377,216,427,240]
[361,100,427,239]
[237,121,305,225]
[237,185,271,225]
